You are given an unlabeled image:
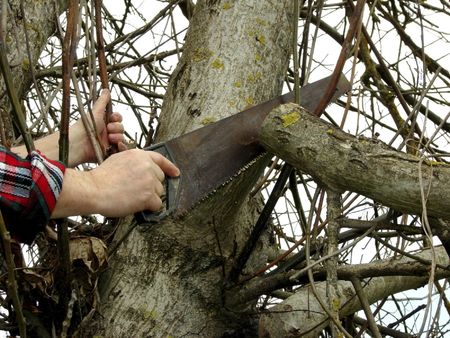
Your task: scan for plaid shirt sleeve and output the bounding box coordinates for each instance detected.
[0,146,65,243]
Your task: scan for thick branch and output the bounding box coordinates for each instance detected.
[226,246,450,307]
[260,103,450,220]
[258,246,450,337]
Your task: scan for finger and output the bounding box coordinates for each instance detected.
[108,133,126,145]
[149,162,165,182]
[107,122,124,134]
[92,89,111,116]
[109,112,123,123]
[117,142,128,152]
[154,180,164,197]
[149,151,180,177]
[146,194,163,212]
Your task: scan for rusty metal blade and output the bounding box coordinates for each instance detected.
[164,74,351,217]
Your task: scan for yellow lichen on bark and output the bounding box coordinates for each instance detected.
[281,110,300,128]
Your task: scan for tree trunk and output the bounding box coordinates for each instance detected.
[0,0,65,142]
[91,1,294,336]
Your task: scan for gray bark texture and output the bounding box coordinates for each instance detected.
[260,103,450,220]
[0,0,64,141]
[90,1,294,337]
[258,246,450,337]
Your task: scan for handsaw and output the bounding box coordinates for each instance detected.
[136,74,351,223]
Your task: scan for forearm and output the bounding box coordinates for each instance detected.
[51,169,98,218]
[13,132,59,160]
[12,129,87,167]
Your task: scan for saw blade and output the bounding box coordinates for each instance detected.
[162,74,352,217]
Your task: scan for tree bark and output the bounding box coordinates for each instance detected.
[260,103,450,220]
[92,1,294,336]
[258,246,450,337]
[0,0,65,141]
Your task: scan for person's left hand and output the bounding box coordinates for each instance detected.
[70,89,127,166]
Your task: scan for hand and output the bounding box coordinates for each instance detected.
[89,149,180,216]
[51,149,180,218]
[69,89,127,166]
[11,89,127,167]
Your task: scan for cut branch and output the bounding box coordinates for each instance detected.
[260,103,450,220]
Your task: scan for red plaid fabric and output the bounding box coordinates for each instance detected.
[0,146,65,243]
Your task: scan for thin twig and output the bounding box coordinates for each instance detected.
[306,254,352,337]
[350,277,382,338]
[61,289,77,338]
[292,0,301,105]
[19,0,53,134]
[71,74,104,163]
[313,0,366,116]
[94,0,113,127]
[57,0,79,327]
[290,223,378,282]
[0,30,34,152]
[0,211,26,337]
[229,164,293,283]
[353,316,415,338]
[434,280,450,316]
[326,190,341,337]
[417,155,437,336]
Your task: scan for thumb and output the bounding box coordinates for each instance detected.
[92,89,111,118]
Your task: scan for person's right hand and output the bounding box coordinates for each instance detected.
[89,149,180,217]
[51,149,180,218]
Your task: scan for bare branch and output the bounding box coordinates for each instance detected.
[258,247,450,337]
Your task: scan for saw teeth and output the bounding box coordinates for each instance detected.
[174,153,267,218]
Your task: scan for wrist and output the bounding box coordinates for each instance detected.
[67,124,89,167]
[51,169,99,218]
